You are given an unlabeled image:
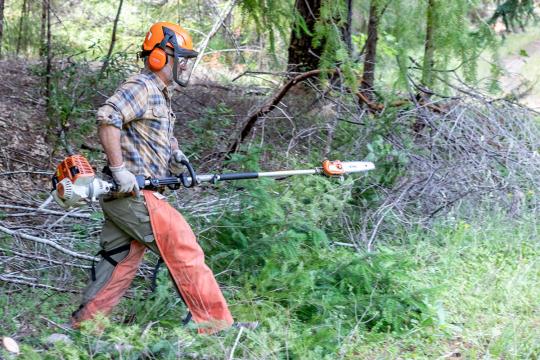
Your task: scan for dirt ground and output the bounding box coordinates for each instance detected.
[0,60,53,202]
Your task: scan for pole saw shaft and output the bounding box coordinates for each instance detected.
[51,157,375,209]
[144,169,316,187]
[208,169,316,181]
[144,161,375,187]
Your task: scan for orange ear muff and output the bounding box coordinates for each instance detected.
[148,47,167,71]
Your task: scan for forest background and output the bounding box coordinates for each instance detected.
[1,0,540,358]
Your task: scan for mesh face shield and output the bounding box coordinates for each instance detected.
[160,27,198,87]
[171,56,196,87]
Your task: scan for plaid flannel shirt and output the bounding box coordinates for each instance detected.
[96,69,176,178]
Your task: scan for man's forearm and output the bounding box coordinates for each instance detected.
[98,125,123,167]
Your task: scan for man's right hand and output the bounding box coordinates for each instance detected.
[109,163,140,196]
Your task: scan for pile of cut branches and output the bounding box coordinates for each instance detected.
[358,92,540,248]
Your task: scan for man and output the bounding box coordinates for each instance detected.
[71,22,236,334]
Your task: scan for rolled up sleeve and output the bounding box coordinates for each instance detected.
[96,80,148,129]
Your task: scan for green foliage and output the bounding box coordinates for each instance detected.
[1,0,206,59]
[373,0,499,90]
[195,150,438,355]
[43,52,137,151]
[240,0,358,83]
[206,150,351,271]
[488,0,539,32]
[250,246,436,333]
[122,271,187,327]
[185,102,234,158]
[239,0,293,57]
[313,0,357,87]
[1,0,43,57]
[7,209,540,358]
[0,0,523,95]
[364,134,409,188]
[3,1,540,358]
[0,291,73,339]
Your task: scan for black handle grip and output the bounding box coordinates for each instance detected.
[104,164,199,192]
[180,160,198,188]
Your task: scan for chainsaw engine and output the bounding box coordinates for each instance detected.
[51,155,113,209]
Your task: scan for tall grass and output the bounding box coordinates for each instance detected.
[352,214,540,358]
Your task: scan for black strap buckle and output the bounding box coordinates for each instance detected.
[91,244,132,281]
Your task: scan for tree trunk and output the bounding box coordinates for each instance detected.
[0,0,5,58]
[45,0,51,113]
[45,0,70,154]
[422,0,436,87]
[100,0,124,76]
[360,0,379,100]
[40,0,47,57]
[341,0,353,53]
[16,0,29,55]
[287,0,322,72]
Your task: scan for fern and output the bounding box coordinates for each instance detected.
[382,0,497,90]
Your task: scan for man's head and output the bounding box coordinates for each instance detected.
[140,22,198,87]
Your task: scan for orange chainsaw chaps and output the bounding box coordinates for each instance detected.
[143,190,234,334]
[72,240,146,328]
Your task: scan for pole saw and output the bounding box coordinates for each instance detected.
[51,155,375,209]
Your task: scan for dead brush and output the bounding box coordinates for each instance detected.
[357,95,540,249]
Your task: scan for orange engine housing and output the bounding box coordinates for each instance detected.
[53,155,95,188]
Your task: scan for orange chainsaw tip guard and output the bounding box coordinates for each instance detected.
[322,160,345,176]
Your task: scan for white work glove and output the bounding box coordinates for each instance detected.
[109,163,140,196]
[170,149,189,174]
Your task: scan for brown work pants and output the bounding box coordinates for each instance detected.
[72,190,233,334]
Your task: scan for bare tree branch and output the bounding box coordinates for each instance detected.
[227,69,326,155]
[100,0,124,76]
[0,275,78,293]
[0,225,97,261]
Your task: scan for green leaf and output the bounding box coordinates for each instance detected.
[519,49,529,57]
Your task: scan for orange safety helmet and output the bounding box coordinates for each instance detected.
[140,22,198,86]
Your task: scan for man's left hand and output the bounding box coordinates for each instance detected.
[170,149,189,173]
